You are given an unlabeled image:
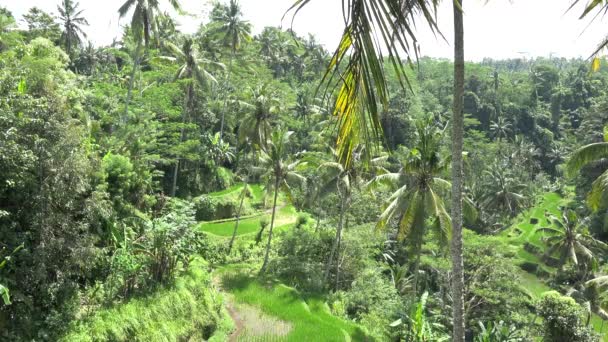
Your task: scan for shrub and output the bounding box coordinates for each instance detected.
[193,186,254,221]
[106,199,206,299]
[519,261,539,273]
[61,265,228,342]
[295,212,311,229]
[536,291,597,341]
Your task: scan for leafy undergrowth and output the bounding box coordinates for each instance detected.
[500,192,608,339]
[219,265,370,341]
[61,261,232,342]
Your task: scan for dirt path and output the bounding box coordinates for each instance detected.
[212,273,292,341]
[212,275,244,341]
[225,298,245,342]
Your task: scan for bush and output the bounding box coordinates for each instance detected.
[536,291,597,341]
[61,264,228,342]
[295,212,312,229]
[105,199,206,299]
[330,267,401,340]
[193,186,254,221]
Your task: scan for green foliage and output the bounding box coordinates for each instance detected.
[194,193,251,221]
[106,199,206,298]
[61,264,228,342]
[390,292,449,342]
[220,266,370,341]
[474,321,523,342]
[536,291,597,342]
[6,2,608,340]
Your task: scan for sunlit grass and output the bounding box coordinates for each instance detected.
[198,205,298,237]
[61,261,232,342]
[219,265,369,341]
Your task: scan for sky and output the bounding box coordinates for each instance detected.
[3,0,608,61]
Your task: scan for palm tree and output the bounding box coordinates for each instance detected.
[73,41,99,75]
[210,0,251,56]
[481,165,527,216]
[228,182,251,254]
[258,130,305,274]
[489,117,512,143]
[160,38,223,196]
[567,282,608,326]
[154,12,178,50]
[536,210,608,269]
[285,0,440,166]
[210,0,251,139]
[368,119,458,286]
[566,138,608,211]
[292,87,320,126]
[308,147,384,288]
[238,83,280,153]
[57,0,89,56]
[451,2,466,338]
[118,0,182,49]
[122,38,145,121]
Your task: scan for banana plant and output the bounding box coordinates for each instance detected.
[0,243,24,305]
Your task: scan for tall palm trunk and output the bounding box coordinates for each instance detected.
[228,184,247,254]
[451,1,466,341]
[66,27,72,56]
[334,214,348,289]
[260,176,280,274]
[171,83,193,197]
[323,195,345,286]
[124,40,142,123]
[143,12,151,49]
[220,53,234,141]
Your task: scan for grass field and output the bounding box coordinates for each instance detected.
[499,192,566,273]
[219,265,369,341]
[198,205,297,237]
[61,260,232,342]
[499,192,608,339]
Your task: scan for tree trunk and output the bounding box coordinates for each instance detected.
[66,30,72,57]
[228,184,247,254]
[335,214,348,290]
[451,1,466,341]
[323,195,345,286]
[143,12,150,49]
[220,53,234,142]
[413,233,423,294]
[260,177,280,274]
[171,83,193,197]
[124,40,142,123]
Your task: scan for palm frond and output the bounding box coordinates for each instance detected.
[566,142,608,177]
[588,168,608,211]
[118,0,138,18]
[426,187,451,245]
[365,172,401,192]
[397,190,425,242]
[286,0,439,166]
[377,187,410,230]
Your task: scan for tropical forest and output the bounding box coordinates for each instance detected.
[5,0,608,341]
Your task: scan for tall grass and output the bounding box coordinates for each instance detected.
[61,264,232,342]
[220,266,369,341]
[199,205,297,237]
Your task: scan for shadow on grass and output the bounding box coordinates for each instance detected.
[219,269,370,341]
